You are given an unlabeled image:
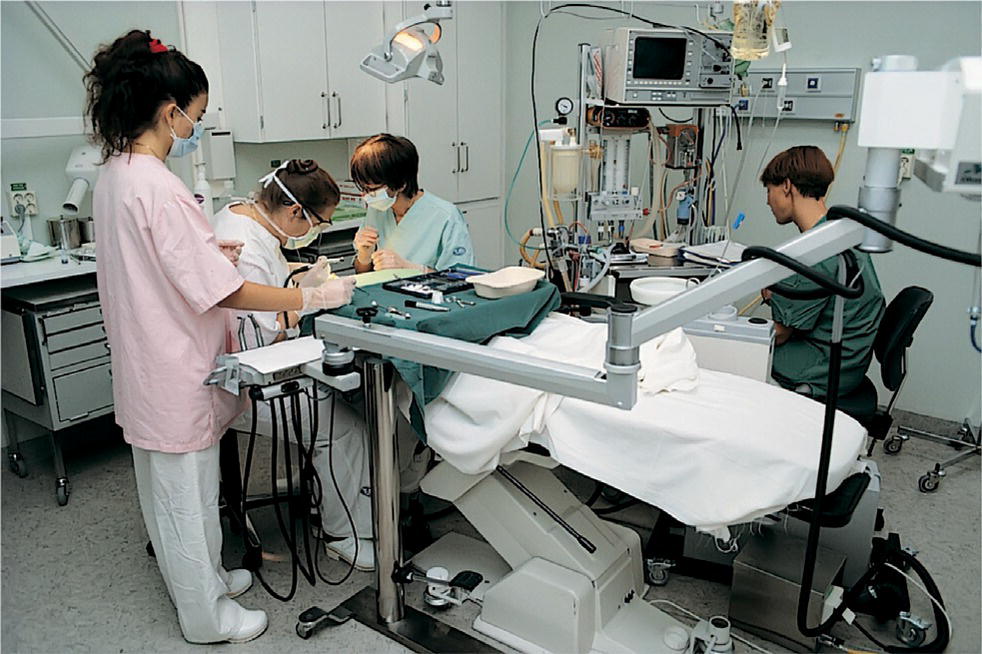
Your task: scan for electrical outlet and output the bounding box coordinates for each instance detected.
[780,99,796,114]
[7,184,39,217]
[761,77,775,90]
[736,98,750,111]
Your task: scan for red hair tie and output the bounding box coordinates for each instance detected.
[148,38,168,54]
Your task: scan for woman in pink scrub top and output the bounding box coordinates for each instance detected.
[84,30,355,645]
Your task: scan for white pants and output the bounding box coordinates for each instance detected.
[132,443,250,643]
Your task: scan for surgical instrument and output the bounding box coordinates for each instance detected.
[405,300,450,313]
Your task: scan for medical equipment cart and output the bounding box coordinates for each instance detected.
[1,273,113,505]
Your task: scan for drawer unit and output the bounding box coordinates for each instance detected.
[53,363,114,422]
[2,273,114,506]
[46,323,105,352]
[49,340,112,371]
[42,305,103,335]
[1,275,113,431]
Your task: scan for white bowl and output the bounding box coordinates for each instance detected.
[630,277,699,305]
[469,266,545,299]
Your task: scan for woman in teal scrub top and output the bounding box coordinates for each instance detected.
[351,134,474,273]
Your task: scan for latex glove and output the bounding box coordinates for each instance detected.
[372,249,423,272]
[761,288,773,302]
[354,227,379,264]
[297,256,334,288]
[218,240,244,265]
[300,276,356,314]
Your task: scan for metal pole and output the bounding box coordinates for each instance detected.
[26,1,89,72]
[363,358,403,624]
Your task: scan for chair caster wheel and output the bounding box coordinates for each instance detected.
[884,436,904,455]
[296,622,312,639]
[917,473,940,493]
[55,479,70,506]
[8,453,27,478]
[897,614,928,647]
[645,558,672,586]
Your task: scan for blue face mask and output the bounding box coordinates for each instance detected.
[168,106,203,158]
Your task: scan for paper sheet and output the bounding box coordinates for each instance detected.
[234,336,324,374]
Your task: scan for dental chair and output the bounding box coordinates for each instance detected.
[420,446,692,654]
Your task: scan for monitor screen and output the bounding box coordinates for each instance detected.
[632,37,687,80]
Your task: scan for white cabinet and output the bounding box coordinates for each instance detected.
[405,1,503,204]
[460,200,503,270]
[216,1,387,142]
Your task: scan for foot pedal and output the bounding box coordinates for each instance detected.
[296,605,353,640]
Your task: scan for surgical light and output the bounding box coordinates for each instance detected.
[360,1,453,85]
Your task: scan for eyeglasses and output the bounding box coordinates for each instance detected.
[281,201,332,227]
[305,206,332,227]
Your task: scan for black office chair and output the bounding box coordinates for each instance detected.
[833,286,978,493]
[835,286,933,436]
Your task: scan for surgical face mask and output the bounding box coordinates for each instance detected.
[168,106,203,158]
[363,187,396,212]
[253,203,322,250]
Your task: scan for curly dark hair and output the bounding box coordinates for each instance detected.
[84,30,208,162]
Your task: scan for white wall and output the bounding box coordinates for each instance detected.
[503,0,982,423]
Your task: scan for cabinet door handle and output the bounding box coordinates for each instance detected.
[321,91,330,130]
[451,142,458,173]
[333,93,342,129]
[461,142,470,172]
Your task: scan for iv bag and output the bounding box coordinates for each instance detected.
[732,0,780,61]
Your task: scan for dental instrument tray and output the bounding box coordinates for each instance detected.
[381,267,483,298]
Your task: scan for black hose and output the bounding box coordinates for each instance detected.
[743,246,864,299]
[795,338,844,637]
[767,250,864,300]
[827,205,981,267]
[848,548,950,653]
[313,392,359,586]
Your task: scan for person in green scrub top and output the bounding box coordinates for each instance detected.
[350,134,474,273]
[759,145,885,398]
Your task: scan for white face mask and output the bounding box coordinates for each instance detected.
[363,187,397,212]
[255,161,323,249]
[252,203,321,250]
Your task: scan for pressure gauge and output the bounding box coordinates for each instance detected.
[555,97,574,116]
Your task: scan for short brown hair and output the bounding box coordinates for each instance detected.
[760,145,834,199]
[350,134,420,198]
[257,159,339,212]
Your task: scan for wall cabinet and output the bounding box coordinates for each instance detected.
[404,1,503,204]
[216,1,388,142]
[460,200,504,270]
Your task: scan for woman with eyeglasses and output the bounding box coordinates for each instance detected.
[351,133,474,273]
[213,158,341,349]
[213,159,377,573]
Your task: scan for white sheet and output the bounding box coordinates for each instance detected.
[425,313,866,537]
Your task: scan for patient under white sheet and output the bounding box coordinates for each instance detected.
[425,313,866,537]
